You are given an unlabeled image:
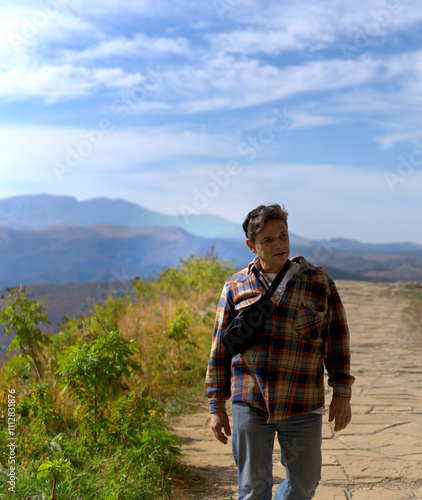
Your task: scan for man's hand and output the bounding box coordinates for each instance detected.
[329,398,351,431]
[210,411,231,444]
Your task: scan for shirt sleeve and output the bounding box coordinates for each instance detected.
[204,283,235,413]
[322,283,355,399]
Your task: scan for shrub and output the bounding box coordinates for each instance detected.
[0,252,234,498]
[0,287,51,379]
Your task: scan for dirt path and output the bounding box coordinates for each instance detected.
[172,281,422,499]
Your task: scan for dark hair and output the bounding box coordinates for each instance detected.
[242,203,288,242]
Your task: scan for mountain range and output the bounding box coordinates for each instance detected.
[0,193,421,346]
[0,193,242,238]
[0,194,421,289]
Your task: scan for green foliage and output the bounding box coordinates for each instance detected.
[37,440,72,500]
[0,252,234,498]
[58,328,140,444]
[131,278,158,301]
[0,287,50,378]
[16,383,65,435]
[101,392,182,499]
[37,454,71,481]
[58,329,139,404]
[0,354,32,386]
[158,247,235,298]
[166,304,192,344]
[90,292,131,330]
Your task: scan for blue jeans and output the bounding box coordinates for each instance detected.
[232,402,322,500]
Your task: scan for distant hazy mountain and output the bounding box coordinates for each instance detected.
[0,194,421,288]
[1,221,421,288]
[0,224,249,287]
[1,194,421,353]
[2,194,422,253]
[0,194,244,239]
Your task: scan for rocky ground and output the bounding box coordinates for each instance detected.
[172,281,422,499]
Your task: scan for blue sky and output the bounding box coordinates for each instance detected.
[1,0,422,243]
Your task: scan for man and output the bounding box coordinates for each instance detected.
[205,203,354,500]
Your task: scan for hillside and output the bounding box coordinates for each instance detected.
[0,222,389,289]
[0,194,421,289]
[0,224,247,287]
[0,194,243,238]
[1,222,422,290]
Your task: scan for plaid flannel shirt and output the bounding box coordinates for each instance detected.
[205,256,355,422]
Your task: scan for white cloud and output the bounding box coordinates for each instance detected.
[0,123,242,215]
[0,125,236,176]
[0,49,382,108]
[207,3,339,55]
[1,0,422,126]
[66,0,203,17]
[0,65,143,103]
[225,0,422,50]
[0,3,97,83]
[60,34,191,64]
[289,112,340,130]
[1,4,94,56]
[165,55,382,114]
[375,131,422,150]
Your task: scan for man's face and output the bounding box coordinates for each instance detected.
[246,219,290,274]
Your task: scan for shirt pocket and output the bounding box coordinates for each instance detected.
[234,294,263,311]
[294,300,326,342]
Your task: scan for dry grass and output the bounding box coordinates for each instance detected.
[117,290,217,401]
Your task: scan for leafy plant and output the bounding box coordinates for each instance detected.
[90,293,131,331]
[0,252,236,499]
[0,287,51,379]
[166,304,195,374]
[159,247,235,298]
[37,451,72,500]
[57,329,140,442]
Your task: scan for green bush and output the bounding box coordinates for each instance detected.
[0,252,233,498]
[0,287,51,379]
[157,248,234,298]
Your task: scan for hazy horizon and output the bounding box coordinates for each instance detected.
[1,192,421,246]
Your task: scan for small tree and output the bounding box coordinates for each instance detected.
[38,453,71,500]
[166,305,194,374]
[0,287,50,379]
[57,329,140,442]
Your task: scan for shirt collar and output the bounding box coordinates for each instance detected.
[247,255,262,275]
[247,255,310,276]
